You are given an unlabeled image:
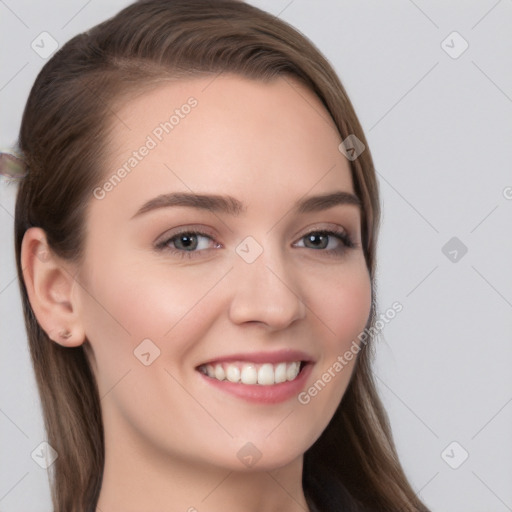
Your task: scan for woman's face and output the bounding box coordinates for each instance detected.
[76,74,371,472]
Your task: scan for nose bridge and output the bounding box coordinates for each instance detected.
[228,235,306,328]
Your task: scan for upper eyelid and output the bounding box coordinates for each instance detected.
[155,227,216,247]
[158,221,352,239]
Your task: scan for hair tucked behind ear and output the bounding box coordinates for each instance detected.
[14,1,430,510]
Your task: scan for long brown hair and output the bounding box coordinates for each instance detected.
[13,1,430,511]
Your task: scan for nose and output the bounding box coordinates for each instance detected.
[228,244,307,330]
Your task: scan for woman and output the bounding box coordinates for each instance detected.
[7,0,431,510]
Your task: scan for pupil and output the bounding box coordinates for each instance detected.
[308,234,327,249]
[178,234,196,250]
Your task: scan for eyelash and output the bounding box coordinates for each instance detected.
[155,227,357,260]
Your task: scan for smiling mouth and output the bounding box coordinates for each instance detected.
[197,361,308,386]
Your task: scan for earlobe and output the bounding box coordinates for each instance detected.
[20,227,86,347]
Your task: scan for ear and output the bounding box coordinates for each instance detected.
[20,227,86,347]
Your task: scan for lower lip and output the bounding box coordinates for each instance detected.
[197,363,313,404]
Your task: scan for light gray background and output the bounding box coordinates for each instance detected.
[1,1,511,511]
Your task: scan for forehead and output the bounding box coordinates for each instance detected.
[95,74,354,219]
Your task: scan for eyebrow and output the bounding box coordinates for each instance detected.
[131,190,362,219]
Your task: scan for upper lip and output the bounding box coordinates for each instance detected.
[197,349,315,367]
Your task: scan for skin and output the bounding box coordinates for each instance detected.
[21,74,372,512]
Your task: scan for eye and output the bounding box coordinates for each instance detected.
[155,227,357,260]
[155,229,220,259]
[294,229,356,257]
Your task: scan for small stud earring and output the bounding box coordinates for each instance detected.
[59,329,72,340]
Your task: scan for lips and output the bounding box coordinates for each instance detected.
[195,349,314,387]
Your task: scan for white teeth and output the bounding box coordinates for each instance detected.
[200,361,303,386]
[257,363,274,385]
[214,364,225,381]
[286,361,300,381]
[274,362,287,383]
[226,365,241,383]
[240,364,258,385]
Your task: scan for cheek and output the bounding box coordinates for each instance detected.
[307,258,372,350]
[299,260,371,404]
[78,256,227,377]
